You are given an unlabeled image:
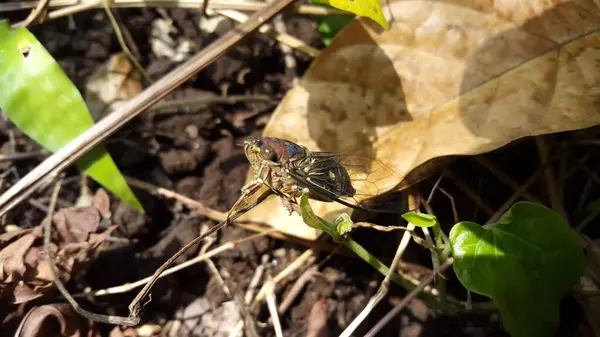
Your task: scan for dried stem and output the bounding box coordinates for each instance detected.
[211,8,320,57]
[101,0,152,84]
[535,137,566,218]
[12,0,50,28]
[339,189,419,337]
[444,170,495,215]
[73,230,275,298]
[126,185,273,320]
[473,155,542,203]
[264,277,284,337]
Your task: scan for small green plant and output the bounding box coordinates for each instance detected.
[299,197,585,337]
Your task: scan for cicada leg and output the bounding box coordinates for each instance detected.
[278,184,308,215]
[241,162,272,195]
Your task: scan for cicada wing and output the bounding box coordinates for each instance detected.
[289,152,409,214]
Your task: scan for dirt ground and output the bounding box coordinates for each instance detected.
[0,6,595,337]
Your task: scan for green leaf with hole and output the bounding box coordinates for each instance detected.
[449,202,584,337]
[402,211,437,227]
[0,20,144,213]
[311,0,389,30]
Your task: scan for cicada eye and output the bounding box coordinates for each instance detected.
[260,145,279,162]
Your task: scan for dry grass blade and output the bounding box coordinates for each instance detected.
[0,0,297,218]
[11,0,50,28]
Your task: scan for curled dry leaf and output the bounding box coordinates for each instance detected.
[0,198,116,304]
[14,303,83,337]
[241,0,600,240]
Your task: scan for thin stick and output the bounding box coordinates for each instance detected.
[101,0,152,84]
[12,0,50,28]
[339,191,419,337]
[73,229,275,298]
[125,176,227,221]
[268,0,298,79]
[211,8,320,57]
[251,247,317,308]
[444,170,495,215]
[221,269,260,337]
[1,0,349,16]
[264,278,284,337]
[0,0,297,218]
[278,265,317,314]
[472,156,542,203]
[0,150,48,162]
[148,94,273,112]
[245,254,268,304]
[535,137,566,218]
[46,0,100,20]
[126,185,273,319]
[364,259,454,337]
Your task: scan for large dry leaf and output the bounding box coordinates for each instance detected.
[240,0,600,240]
[0,190,116,304]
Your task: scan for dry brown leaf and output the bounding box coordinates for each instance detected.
[240,0,600,240]
[15,303,83,337]
[92,188,112,219]
[306,298,330,337]
[0,203,116,304]
[85,52,143,121]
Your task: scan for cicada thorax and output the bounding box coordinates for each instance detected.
[262,137,307,163]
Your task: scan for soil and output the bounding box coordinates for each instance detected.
[0,6,596,337]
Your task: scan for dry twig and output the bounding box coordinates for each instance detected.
[12,0,50,28]
[73,230,275,298]
[339,190,419,337]
[264,277,284,337]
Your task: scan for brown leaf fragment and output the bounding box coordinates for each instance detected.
[0,202,116,305]
[92,188,112,219]
[306,298,330,337]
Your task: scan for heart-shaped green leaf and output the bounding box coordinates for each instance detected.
[449,202,584,337]
[0,20,144,213]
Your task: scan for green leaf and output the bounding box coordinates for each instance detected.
[311,0,389,30]
[401,211,437,227]
[334,213,353,235]
[0,20,144,213]
[299,194,341,241]
[449,202,584,337]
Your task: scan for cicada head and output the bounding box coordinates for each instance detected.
[242,136,264,174]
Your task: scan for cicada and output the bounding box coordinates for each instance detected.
[242,136,409,214]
